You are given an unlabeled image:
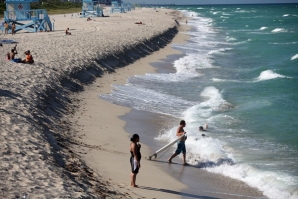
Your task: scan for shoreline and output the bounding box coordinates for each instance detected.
[70,24,191,198]
[71,16,265,199]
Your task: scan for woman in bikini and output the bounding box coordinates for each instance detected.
[130,134,141,187]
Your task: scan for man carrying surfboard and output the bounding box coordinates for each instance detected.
[168,120,188,165]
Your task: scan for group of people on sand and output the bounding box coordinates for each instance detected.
[6,44,34,64]
[130,120,207,187]
[3,21,16,35]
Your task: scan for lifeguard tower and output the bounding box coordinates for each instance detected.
[81,0,102,18]
[110,1,132,13]
[4,0,52,33]
[110,1,124,13]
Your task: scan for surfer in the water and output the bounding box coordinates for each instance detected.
[130,134,141,187]
[168,120,188,165]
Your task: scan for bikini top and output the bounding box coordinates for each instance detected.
[130,144,141,159]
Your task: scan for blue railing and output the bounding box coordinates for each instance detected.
[4,9,48,21]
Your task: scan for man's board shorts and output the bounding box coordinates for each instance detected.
[130,156,139,174]
[175,141,186,154]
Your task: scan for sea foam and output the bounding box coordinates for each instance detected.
[173,54,214,75]
[291,54,298,60]
[205,163,298,199]
[271,28,287,33]
[256,70,288,82]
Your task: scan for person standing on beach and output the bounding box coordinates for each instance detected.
[130,134,141,187]
[168,120,188,165]
[4,22,9,35]
[11,22,16,35]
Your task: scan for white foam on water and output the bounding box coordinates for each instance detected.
[182,87,234,126]
[205,164,298,199]
[291,54,298,60]
[180,10,199,18]
[226,36,237,41]
[235,10,251,13]
[232,39,252,45]
[198,86,234,112]
[212,78,243,83]
[222,13,232,16]
[271,28,287,33]
[134,73,198,83]
[173,54,214,75]
[260,27,268,30]
[283,14,289,17]
[269,42,298,45]
[255,70,289,82]
[100,84,195,117]
[213,70,290,83]
[208,48,233,55]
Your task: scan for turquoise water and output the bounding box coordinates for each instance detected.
[101,4,298,199]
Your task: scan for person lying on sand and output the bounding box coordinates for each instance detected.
[87,17,92,21]
[65,28,71,35]
[135,21,145,25]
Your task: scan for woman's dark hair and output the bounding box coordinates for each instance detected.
[180,120,186,125]
[130,134,139,142]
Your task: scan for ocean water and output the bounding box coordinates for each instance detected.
[100,4,298,199]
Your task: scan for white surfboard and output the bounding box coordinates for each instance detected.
[146,134,185,160]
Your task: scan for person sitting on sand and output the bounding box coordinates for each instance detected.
[22,50,34,64]
[8,44,22,62]
[65,28,71,35]
[87,17,92,21]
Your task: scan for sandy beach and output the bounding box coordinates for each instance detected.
[1,7,266,198]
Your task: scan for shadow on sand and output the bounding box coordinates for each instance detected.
[139,186,219,199]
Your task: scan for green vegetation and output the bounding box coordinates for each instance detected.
[0,3,5,17]
[0,2,82,18]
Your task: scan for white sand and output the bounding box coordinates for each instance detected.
[0,8,184,198]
